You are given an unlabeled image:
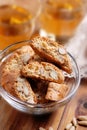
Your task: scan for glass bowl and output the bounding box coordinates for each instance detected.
[0,40,80,115]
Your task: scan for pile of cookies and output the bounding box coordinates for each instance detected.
[0,36,72,104]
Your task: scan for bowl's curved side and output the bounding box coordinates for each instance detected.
[0,41,80,114]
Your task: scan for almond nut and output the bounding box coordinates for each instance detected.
[48,126,53,130]
[77,115,87,121]
[78,120,87,126]
[49,70,58,79]
[69,126,75,130]
[65,123,72,130]
[72,117,77,127]
[58,47,66,55]
[39,127,46,130]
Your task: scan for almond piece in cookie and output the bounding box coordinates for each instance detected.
[22,61,64,83]
[30,36,72,73]
[45,82,68,101]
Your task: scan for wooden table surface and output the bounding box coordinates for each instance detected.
[0,79,87,130]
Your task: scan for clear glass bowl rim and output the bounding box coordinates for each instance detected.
[0,40,80,109]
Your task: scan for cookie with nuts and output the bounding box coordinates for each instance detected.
[30,36,72,73]
[14,77,37,104]
[22,61,64,83]
[2,75,37,104]
[45,82,68,101]
[0,36,73,104]
[1,45,35,76]
[15,45,35,65]
[0,45,37,104]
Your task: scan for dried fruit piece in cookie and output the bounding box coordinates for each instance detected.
[30,36,72,73]
[45,82,68,101]
[22,61,64,83]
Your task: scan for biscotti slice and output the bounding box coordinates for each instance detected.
[1,53,22,75]
[15,45,35,64]
[30,36,72,73]
[1,75,37,104]
[1,45,35,75]
[22,61,64,83]
[45,82,68,101]
[15,77,37,104]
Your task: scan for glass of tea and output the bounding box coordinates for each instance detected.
[39,0,85,42]
[0,0,41,50]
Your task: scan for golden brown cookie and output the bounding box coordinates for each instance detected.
[0,45,36,104]
[45,82,68,101]
[1,53,22,76]
[14,77,37,104]
[22,61,64,83]
[1,74,37,104]
[15,45,35,64]
[30,36,72,73]
[1,45,35,75]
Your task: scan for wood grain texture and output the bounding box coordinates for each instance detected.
[0,80,87,130]
[58,79,87,130]
[0,98,65,130]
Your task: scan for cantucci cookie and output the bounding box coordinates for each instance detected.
[0,45,37,104]
[1,53,22,76]
[15,45,35,64]
[22,61,64,83]
[30,36,72,73]
[14,77,37,104]
[45,82,68,101]
[1,74,37,104]
[1,45,35,75]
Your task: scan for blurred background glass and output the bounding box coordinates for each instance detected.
[39,0,85,42]
[0,0,41,50]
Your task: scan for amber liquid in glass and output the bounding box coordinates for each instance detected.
[40,0,84,41]
[0,5,33,49]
